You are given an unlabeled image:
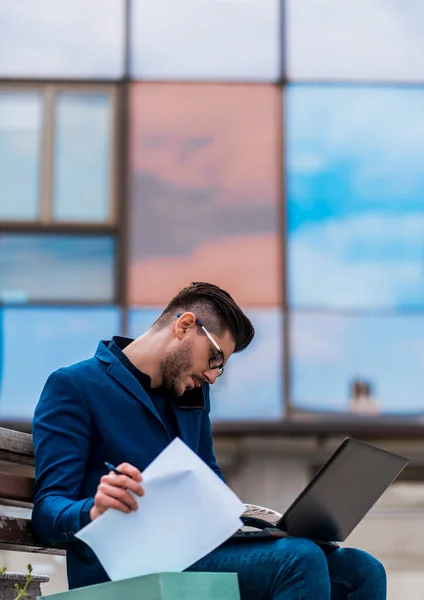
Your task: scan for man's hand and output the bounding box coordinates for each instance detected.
[90,462,144,521]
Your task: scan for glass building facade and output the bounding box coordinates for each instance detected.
[1,0,424,425]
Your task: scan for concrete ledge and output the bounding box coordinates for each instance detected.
[0,571,49,600]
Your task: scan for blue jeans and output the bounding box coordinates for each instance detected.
[187,538,386,599]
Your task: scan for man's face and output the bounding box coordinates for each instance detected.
[160,316,235,397]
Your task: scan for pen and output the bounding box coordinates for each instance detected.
[105,461,126,477]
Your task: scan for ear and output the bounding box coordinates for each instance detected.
[175,312,197,340]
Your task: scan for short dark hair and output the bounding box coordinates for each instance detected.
[153,282,255,353]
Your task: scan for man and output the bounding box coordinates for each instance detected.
[32,282,386,599]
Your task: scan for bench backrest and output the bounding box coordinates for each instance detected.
[0,426,65,554]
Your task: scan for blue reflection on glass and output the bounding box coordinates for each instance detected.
[287,85,424,309]
[0,234,115,302]
[211,309,283,421]
[128,308,162,339]
[291,312,424,414]
[0,306,121,420]
[53,93,111,222]
[0,92,42,220]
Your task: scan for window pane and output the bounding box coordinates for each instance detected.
[0,92,42,220]
[0,0,124,78]
[291,313,424,415]
[0,234,115,302]
[131,0,281,81]
[0,306,120,419]
[287,85,424,309]
[287,0,424,81]
[128,308,161,338]
[129,84,281,306]
[128,308,284,421]
[211,309,283,420]
[53,93,112,222]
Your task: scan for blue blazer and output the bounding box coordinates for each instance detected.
[32,339,224,590]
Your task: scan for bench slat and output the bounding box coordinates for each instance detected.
[0,428,66,555]
[0,516,65,555]
[0,428,34,466]
[0,472,34,503]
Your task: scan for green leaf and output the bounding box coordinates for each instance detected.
[13,562,34,599]
[0,567,6,574]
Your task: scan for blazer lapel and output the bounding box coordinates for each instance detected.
[95,339,205,446]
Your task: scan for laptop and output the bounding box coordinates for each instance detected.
[231,437,409,545]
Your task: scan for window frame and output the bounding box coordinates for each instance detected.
[0,82,121,307]
[0,82,119,227]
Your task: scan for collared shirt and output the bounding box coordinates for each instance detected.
[108,337,179,440]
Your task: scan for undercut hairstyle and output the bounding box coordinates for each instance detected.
[153,282,255,353]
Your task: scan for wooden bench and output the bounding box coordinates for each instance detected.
[0,426,241,599]
[0,426,64,555]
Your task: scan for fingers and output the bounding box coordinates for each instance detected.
[96,482,140,513]
[101,472,144,498]
[91,463,145,521]
[116,462,143,482]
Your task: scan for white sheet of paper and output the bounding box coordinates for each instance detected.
[75,437,244,581]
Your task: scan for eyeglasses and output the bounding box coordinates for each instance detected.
[176,314,224,377]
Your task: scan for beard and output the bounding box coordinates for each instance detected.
[160,342,193,396]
